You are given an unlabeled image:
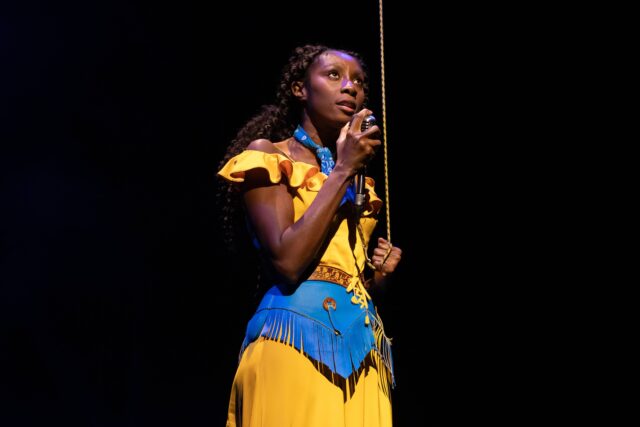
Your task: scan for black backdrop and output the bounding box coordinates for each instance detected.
[1,1,555,426]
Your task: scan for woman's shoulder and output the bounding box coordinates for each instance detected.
[247,138,293,160]
[246,138,278,153]
[218,139,321,189]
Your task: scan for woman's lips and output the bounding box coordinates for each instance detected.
[336,102,356,114]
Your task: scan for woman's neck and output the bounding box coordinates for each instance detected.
[299,116,341,149]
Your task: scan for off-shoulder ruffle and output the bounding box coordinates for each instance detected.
[218,150,382,214]
[217,150,325,190]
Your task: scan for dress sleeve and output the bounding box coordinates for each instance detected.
[217,150,324,189]
[218,150,382,214]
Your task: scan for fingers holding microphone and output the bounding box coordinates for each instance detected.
[351,108,381,140]
[337,109,381,173]
[358,110,381,163]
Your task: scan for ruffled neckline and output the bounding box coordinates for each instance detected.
[218,150,382,214]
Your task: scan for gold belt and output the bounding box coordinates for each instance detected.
[307,265,367,289]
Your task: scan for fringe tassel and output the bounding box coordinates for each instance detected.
[369,311,395,388]
[237,307,395,396]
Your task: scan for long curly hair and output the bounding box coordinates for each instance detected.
[216,44,369,254]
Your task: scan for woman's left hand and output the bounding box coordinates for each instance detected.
[371,237,402,276]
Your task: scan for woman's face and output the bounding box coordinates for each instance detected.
[298,50,366,128]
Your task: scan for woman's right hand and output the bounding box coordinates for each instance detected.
[334,109,381,176]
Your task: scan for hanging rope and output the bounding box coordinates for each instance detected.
[377,0,392,243]
[359,0,392,273]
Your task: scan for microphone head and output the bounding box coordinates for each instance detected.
[361,114,376,132]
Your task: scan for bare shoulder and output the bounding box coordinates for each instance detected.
[246,139,278,154]
[242,139,291,190]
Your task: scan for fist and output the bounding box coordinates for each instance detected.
[371,237,402,276]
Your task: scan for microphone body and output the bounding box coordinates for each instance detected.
[354,114,376,214]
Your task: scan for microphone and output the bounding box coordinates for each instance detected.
[354,114,376,215]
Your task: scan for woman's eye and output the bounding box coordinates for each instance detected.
[328,71,340,79]
[353,78,364,86]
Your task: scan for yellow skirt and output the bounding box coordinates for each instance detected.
[226,339,393,427]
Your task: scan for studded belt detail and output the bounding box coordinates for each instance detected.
[307,264,365,288]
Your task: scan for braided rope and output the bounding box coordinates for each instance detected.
[377,0,391,242]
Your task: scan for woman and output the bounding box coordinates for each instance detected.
[217,44,402,427]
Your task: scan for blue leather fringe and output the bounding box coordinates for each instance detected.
[238,281,394,389]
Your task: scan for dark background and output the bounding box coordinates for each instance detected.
[1,1,557,426]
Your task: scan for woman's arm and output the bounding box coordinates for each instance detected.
[242,154,352,284]
[242,116,380,284]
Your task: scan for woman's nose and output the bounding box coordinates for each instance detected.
[341,79,357,95]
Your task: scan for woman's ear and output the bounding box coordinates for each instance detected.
[291,81,307,101]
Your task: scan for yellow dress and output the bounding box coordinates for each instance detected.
[218,150,394,427]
